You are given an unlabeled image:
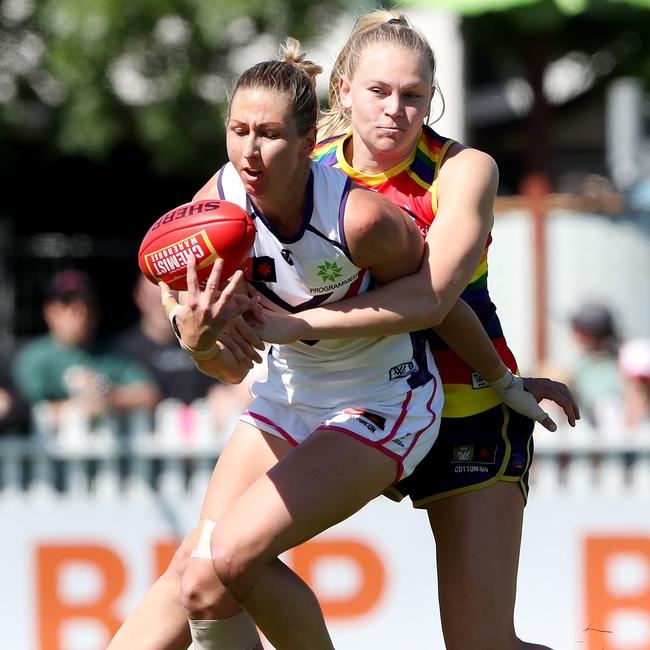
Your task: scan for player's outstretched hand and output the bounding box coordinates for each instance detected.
[489,370,580,432]
[160,255,256,354]
[522,376,580,428]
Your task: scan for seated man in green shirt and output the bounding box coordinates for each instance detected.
[13,269,159,427]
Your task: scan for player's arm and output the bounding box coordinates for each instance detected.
[344,187,425,285]
[255,147,496,339]
[161,256,258,384]
[256,149,493,336]
[342,191,542,404]
[192,171,221,201]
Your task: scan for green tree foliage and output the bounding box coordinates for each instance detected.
[0,0,348,176]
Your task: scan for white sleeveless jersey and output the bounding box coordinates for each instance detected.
[215,161,439,408]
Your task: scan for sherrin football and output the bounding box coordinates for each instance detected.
[138,199,256,291]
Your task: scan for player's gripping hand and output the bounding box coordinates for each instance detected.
[219,317,265,368]
[490,369,580,432]
[160,255,257,358]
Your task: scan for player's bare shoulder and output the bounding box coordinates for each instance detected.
[343,184,423,282]
[193,170,222,201]
[438,144,499,198]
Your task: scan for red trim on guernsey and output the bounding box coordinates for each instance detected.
[317,424,405,482]
[433,338,517,385]
[244,410,299,446]
[342,268,367,300]
[378,390,412,445]
[402,377,438,460]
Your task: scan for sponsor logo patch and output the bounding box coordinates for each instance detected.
[452,443,497,465]
[317,260,343,283]
[453,444,474,462]
[246,256,277,282]
[343,408,387,431]
[471,372,489,389]
[509,452,526,470]
[389,360,418,380]
[305,256,360,295]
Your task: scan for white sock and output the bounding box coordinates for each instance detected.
[188,612,260,650]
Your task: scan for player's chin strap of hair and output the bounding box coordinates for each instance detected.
[489,368,554,428]
[162,295,221,361]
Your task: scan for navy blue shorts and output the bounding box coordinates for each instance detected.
[385,404,534,507]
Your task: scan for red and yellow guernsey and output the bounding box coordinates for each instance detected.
[312,126,518,418]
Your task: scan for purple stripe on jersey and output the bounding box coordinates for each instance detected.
[408,330,434,389]
[249,170,314,244]
[317,425,404,482]
[250,280,332,314]
[301,174,354,261]
[304,224,346,253]
[337,176,353,259]
[244,410,299,446]
[216,165,226,200]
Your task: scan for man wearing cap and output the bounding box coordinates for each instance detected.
[12,269,159,424]
[569,301,622,426]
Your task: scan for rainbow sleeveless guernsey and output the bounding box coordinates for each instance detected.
[313,126,518,418]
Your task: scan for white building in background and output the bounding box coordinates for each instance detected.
[489,209,650,373]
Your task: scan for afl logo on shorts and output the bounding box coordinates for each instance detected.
[471,372,489,389]
[389,360,418,380]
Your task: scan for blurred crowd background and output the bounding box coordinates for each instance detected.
[1,0,650,461]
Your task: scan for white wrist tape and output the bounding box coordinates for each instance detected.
[168,305,220,360]
[490,370,548,423]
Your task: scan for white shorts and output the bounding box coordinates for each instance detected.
[239,377,443,481]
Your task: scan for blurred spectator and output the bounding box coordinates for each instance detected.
[569,301,622,426]
[116,274,221,404]
[115,274,252,429]
[0,353,30,435]
[12,269,159,425]
[618,338,650,430]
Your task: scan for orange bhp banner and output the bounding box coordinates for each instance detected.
[3,495,650,649]
[584,536,650,650]
[35,538,388,650]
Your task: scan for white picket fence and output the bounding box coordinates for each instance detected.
[2,399,649,503]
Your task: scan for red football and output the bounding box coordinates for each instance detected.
[138,199,256,290]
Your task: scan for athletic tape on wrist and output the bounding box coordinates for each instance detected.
[168,307,220,360]
[489,371,548,423]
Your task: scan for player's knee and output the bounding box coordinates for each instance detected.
[180,563,230,619]
[211,531,265,600]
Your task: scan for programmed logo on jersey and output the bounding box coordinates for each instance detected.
[305,256,360,295]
